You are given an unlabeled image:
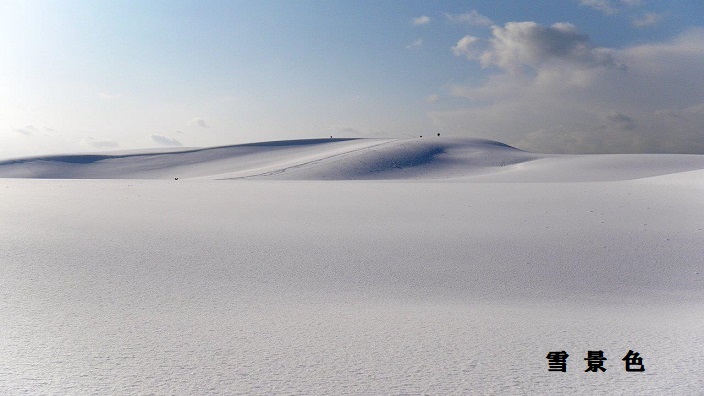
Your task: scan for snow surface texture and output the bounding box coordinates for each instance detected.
[1,138,703,394]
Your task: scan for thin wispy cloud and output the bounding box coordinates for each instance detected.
[580,0,617,15]
[328,125,361,136]
[406,38,423,49]
[83,137,120,148]
[444,10,493,27]
[579,0,643,15]
[150,134,183,147]
[15,125,36,136]
[411,15,430,26]
[189,117,209,128]
[632,12,663,28]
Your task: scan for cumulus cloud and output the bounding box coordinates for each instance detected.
[476,22,616,72]
[411,15,430,26]
[444,10,493,27]
[83,137,119,148]
[632,12,663,28]
[451,35,480,59]
[406,38,423,49]
[150,134,183,147]
[188,117,209,128]
[431,26,704,153]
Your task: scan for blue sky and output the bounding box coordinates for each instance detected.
[1,0,703,158]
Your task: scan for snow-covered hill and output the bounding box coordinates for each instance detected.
[1,137,703,394]
[2,137,704,181]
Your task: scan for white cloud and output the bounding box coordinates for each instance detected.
[431,27,704,153]
[411,15,430,26]
[580,0,616,15]
[444,10,493,27]
[150,134,183,147]
[477,22,616,72]
[579,0,643,15]
[451,35,480,59]
[406,38,423,49]
[188,117,209,128]
[632,12,663,28]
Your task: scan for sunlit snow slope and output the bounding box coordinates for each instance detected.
[0,138,531,180]
[2,137,704,181]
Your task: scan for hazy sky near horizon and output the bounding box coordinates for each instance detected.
[1,0,703,158]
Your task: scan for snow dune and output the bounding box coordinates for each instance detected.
[1,137,703,394]
[2,137,704,181]
[0,137,533,180]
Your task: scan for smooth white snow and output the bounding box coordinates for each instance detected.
[1,138,703,394]
[3,137,704,182]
